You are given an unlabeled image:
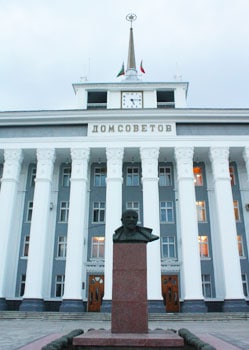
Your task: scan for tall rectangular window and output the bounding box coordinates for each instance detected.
[202,274,212,298]
[161,236,176,258]
[57,236,67,258]
[62,166,71,187]
[198,235,209,258]
[30,166,36,186]
[126,201,140,222]
[229,166,236,186]
[160,201,174,222]
[55,275,65,297]
[237,235,245,257]
[233,200,240,221]
[19,274,26,297]
[94,167,107,187]
[159,167,172,186]
[59,201,69,222]
[26,201,33,222]
[242,274,248,297]
[23,235,30,257]
[126,167,139,186]
[196,201,206,222]
[91,236,105,258]
[93,202,105,223]
[193,166,203,186]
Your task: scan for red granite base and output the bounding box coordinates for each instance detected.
[73,329,184,349]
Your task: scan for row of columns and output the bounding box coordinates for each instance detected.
[0,146,248,311]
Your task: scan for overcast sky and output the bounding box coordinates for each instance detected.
[0,0,249,111]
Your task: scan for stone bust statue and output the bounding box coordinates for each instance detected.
[113,209,159,243]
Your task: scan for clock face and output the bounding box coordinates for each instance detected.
[122,92,143,109]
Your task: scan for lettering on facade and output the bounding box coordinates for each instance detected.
[89,122,176,136]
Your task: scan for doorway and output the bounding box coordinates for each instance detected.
[88,275,104,312]
[161,275,180,312]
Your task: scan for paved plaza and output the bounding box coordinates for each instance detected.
[0,316,249,350]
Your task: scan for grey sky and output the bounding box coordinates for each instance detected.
[0,0,249,111]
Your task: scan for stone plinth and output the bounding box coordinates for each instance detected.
[111,243,148,333]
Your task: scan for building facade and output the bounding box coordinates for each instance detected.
[0,17,249,313]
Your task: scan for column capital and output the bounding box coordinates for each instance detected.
[71,148,90,161]
[37,148,55,162]
[140,147,159,160]
[242,147,249,181]
[36,149,55,181]
[3,149,23,181]
[174,147,194,180]
[4,149,23,162]
[106,148,124,162]
[209,147,230,181]
[140,147,159,181]
[106,148,124,180]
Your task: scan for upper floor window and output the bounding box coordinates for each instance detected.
[62,166,71,187]
[198,235,209,258]
[91,236,105,258]
[160,201,174,223]
[30,166,36,186]
[233,200,240,221]
[55,275,65,297]
[159,167,172,186]
[22,235,30,257]
[196,201,206,222]
[126,201,141,223]
[26,201,33,222]
[59,201,69,222]
[19,274,26,297]
[161,236,176,258]
[94,167,106,187]
[57,236,67,258]
[193,166,203,186]
[126,167,139,186]
[237,235,245,257]
[229,166,236,186]
[242,274,248,297]
[93,202,105,223]
[202,274,212,298]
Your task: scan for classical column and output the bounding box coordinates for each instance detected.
[140,147,163,312]
[60,148,90,312]
[20,149,55,311]
[210,147,247,311]
[102,148,124,311]
[0,149,23,310]
[175,147,206,312]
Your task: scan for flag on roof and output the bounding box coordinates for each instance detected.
[117,62,125,77]
[140,60,145,74]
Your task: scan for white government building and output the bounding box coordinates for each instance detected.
[0,15,249,313]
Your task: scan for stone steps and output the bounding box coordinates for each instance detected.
[0,311,249,321]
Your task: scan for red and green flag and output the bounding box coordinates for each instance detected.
[117,62,125,77]
[140,60,145,74]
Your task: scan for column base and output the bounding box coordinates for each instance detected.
[59,299,85,312]
[181,299,207,313]
[19,298,45,311]
[101,300,112,312]
[223,299,249,312]
[0,298,7,311]
[148,300,165,313]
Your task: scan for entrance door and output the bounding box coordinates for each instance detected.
[88,275,104,312]
[161,275,180,312]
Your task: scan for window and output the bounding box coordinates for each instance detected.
[126,167,139,186]
[196,201,206,222]
[198,236,209,258]
[237,235,245,257]
[126,201,140,222]
[159,167,172,186]
[23,235,30,257]
[93,202,105,223]
[160,201,174,222]
[193,166,203,186]
[242,274,248,297]
[57,236,67,258]
[59,201,69,222]
[94,167,106,187]
[62,166,71,187]
[91,236,105,258]
[19,274,26,297]
[233,200,240,221]
[229,166,236,186]
[55,275,65,297]
[161,236,176,258]
[202,274,212,298]
[30,167,36,186]
[26,201,33,222]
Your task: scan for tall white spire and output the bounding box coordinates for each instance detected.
[125,13,139,81]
